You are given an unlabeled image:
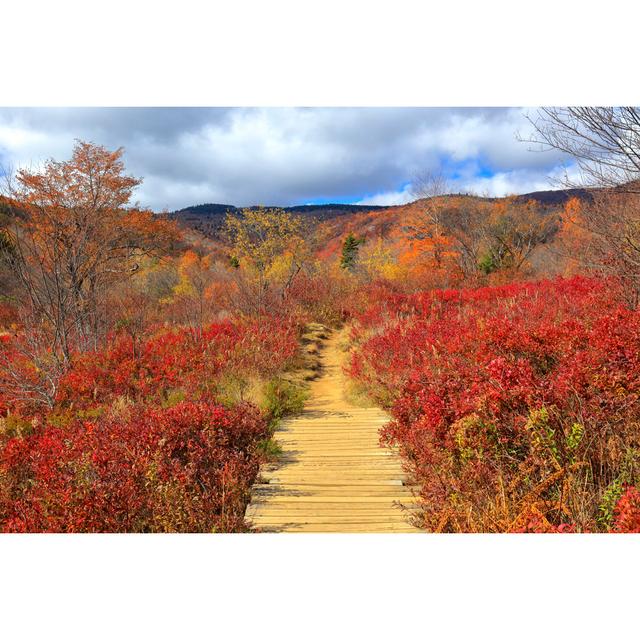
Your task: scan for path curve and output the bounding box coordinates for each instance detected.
[245,328,420,533]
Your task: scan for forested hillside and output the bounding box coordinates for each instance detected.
[169,201,395,238]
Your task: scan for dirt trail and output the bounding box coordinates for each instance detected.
[245,328,420,532]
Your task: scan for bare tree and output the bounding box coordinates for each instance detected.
[409,170,450,227]
[524,108,640,304]
[404,170,452,269]
[439,198,490,280]
[481,199,558,274]
[411,169,449,199]
[0,317,64,408]
[524,107,640,192]
[559,190,640,306]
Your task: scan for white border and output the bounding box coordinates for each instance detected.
[1,1,638,637]
[2,0,637,106]
[1,533,639,639]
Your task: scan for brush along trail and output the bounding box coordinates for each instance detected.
[246,325,421,533]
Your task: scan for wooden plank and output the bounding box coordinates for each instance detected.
[254,524,421,533]
[249,497,419,505]
[248,507,417,516]
[252,487,414,495]
[249,516,416,523]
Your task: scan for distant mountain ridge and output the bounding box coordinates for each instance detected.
[168,202,398,237]
[173,202,394,215]
[515,187,591,205]
[168,188,590,239]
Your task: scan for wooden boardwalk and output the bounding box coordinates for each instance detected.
[245,329,420,533]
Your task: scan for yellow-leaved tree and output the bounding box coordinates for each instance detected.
[224,207,310,315]
[357,237,406,282]
[169,250,216,334]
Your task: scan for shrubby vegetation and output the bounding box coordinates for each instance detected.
[348,277,640,532]
[1,401,266,533]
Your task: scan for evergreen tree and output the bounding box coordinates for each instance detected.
[340,232,364,271]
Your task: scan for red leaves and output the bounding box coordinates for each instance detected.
[348,276,640,532]
[0,401,268,533]
[0,313,298,532]
[53,318,298,410]
[613,486,640,533]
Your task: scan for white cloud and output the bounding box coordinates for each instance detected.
[0,107,574,210]
[356,184,414,206]
[456,170,551,197]
[453,163,581,197]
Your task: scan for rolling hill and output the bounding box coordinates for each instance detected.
[168,202,399,238]
[168,188,588,243]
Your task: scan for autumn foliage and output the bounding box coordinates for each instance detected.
[57,318,299,410]
[348,277,640,532]
[612,486,640,533]
[0,318,299,532]
[0,143,308,532]
[0,401,267,532]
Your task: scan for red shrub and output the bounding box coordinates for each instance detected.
[349,276,640,532]
[0,314,299,533]
[56,318,299,410]
[613,486,640,533]
[0,401,268,532]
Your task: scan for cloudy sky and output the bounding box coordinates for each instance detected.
[0,107,574,211]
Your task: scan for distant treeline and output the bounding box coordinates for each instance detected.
[171,188,592,218]
[171,202,393,217]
